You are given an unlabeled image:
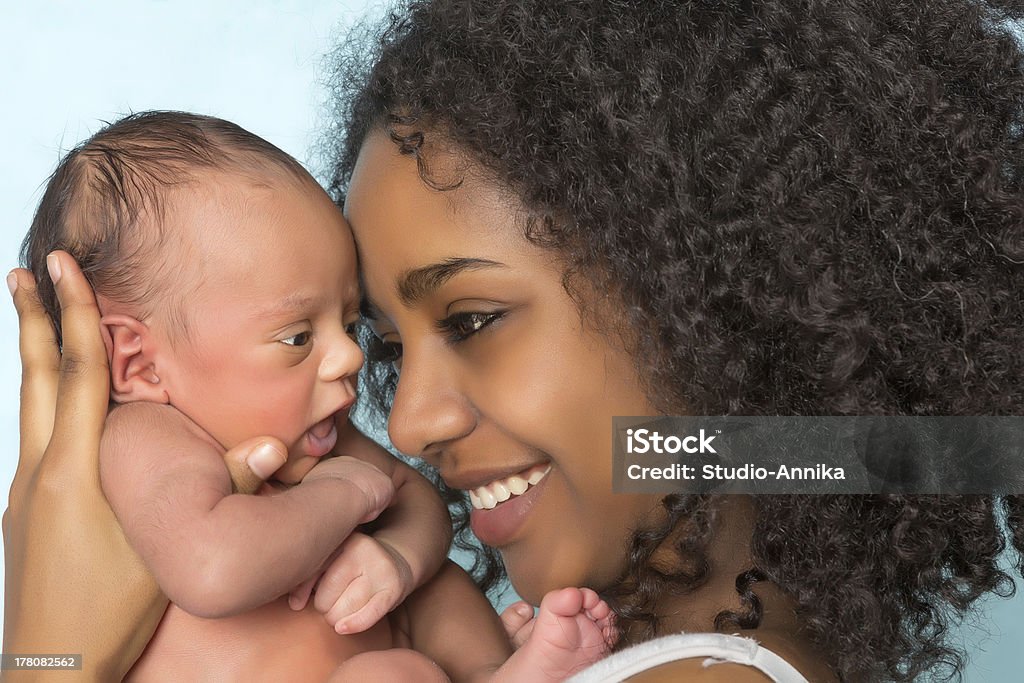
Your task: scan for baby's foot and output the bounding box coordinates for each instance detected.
[493,587,616,682]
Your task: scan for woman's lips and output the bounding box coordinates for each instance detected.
[469,464,551,547]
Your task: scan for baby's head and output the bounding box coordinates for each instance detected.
[24,111,363,482]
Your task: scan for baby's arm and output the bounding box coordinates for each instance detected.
[99,402,394,619]
[293,421,452,632]
[337,420,452,587]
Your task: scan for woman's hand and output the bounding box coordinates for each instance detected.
[2,252,287,680]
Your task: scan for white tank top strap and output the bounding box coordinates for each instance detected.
[567,633,810,683]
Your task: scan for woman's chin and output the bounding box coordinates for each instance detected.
[503,571,548,607]
[500,546,586,606]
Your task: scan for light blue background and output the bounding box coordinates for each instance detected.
[0,2,1019,679]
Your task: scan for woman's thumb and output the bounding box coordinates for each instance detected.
[224,437,287,494]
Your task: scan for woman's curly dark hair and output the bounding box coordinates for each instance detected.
[325,1,1024,680]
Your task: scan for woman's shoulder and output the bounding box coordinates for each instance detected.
[569,632,817,683]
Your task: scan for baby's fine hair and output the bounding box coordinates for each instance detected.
[22,110,311,344]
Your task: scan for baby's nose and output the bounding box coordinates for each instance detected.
[319,333,364,382]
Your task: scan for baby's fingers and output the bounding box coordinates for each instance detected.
[326,579,393,635]
[500,601,536,650]
[289,573,320,611]
[316,567,381,629]
[313,533,403,633]
[44,252,110,474]
[312,555,361,616]
[10,268,59,470]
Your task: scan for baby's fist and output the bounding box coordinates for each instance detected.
[303,455,394,523]
[312,532,413,634]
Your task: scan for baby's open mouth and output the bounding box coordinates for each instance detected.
[304,415,339,459]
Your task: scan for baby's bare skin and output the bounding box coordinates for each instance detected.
[126,598,394,682]
[494,588,615,683]
[121,479,397,682]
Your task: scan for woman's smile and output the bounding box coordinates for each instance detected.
[467,463,552,510]
[465,464,552,546]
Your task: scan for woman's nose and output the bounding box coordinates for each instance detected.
[387,347,475,460]
[318,332,364,383]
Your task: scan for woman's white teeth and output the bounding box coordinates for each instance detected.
[492,481,511,503]
[470,466,551,510]
[507,476,528,495]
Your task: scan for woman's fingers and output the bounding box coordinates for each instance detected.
[5,255,166,679]
[222,437,288,495]
[10,268,59,472]
[43,251,110,474]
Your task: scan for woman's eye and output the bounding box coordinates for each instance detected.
[282,331,312,347]
[438,311,504,343]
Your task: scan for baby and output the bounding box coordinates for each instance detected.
[24,111,614,682]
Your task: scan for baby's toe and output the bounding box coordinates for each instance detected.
[539,586,585,618]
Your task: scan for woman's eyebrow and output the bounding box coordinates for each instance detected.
[396,257,505,306]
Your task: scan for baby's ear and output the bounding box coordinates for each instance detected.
[100,314,169,404]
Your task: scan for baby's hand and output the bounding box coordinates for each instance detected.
[303,455,395,524]
[501,601,537,650]
[293,531,413,635]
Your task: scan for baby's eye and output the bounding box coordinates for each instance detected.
[282,331,312,347]
[344,321,359,342]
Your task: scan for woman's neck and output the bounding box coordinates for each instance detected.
[637,495,761,634]
[627,495,837,682]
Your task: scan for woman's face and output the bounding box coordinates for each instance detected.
[345,131,663,603]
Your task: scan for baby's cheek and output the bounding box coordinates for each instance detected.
[250,402,305,445]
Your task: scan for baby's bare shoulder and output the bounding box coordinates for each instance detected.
[100,403,231,516]
[107,401,182,428]
[103,402,222,462]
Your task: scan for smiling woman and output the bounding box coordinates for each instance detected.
[330,1,1024,680]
